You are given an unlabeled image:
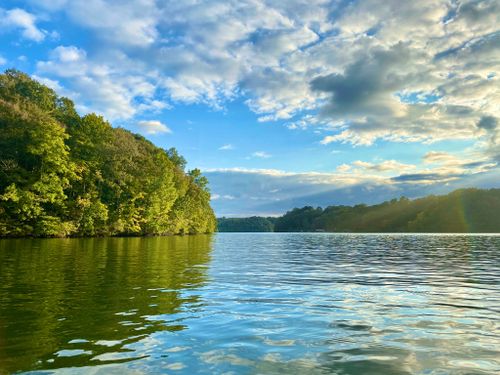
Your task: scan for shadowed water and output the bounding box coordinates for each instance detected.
[0,233,499,374]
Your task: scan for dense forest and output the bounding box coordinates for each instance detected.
[218,188,500,233]
[217,216,276,232]
[0,70,216,237]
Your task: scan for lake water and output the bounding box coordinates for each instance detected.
[0,233,499,374]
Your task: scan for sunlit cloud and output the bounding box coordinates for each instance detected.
[137,120,171,135]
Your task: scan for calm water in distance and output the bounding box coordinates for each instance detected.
[0,233,499,374]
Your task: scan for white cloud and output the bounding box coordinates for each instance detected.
[210,194,236,201]
[65,0,159,46]
[205,167,389,187]
[137,120,171,135]
[36,45,160,120]
[351,160,416,173]
[218,144,234,151]
[423,151,459,165]
[311,0,499,146]
[321,135,339,145]
[336,164,351,173]
[0,8,45,42]
[251,151,272,159]
[137,99,170,112]
[0,55,7,66]
[50,45,85,62]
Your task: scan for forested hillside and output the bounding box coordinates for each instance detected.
[275,188,500,233]
[219,189,500,233]
[0,70,216,237]
[217,216,276,232]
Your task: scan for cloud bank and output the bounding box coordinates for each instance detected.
[205,161,499,216]
[19,0,496,137]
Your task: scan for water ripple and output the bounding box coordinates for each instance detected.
[0,233,498,374]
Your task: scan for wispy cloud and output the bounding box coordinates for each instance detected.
[351,160,416,173]
[251,151,272,159]
[218,144,234,151]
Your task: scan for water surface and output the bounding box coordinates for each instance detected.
[0,233,499,374]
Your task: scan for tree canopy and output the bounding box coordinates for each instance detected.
[217,216,276,232]
[0,69,216,237]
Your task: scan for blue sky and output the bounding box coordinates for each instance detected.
[1,0,499,216]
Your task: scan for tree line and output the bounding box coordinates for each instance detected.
[0,70,216,237]
[218,188,500,233]
[217,216,277,232]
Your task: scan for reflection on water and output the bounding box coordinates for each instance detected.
[0,236,213,374]
[0,233,499,374]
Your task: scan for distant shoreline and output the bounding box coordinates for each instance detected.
[217,188,500,233]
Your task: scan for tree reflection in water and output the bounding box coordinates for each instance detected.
[0,235,214,373]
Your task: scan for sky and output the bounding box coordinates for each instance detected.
[0,0,499,216]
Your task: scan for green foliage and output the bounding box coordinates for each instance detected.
[0,70,216,237]
[218,216,275,232]
[166,147,187,171]
[273,189,500,233]
[273,206,323,232]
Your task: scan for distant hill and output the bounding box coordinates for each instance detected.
[218,188,500,233]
